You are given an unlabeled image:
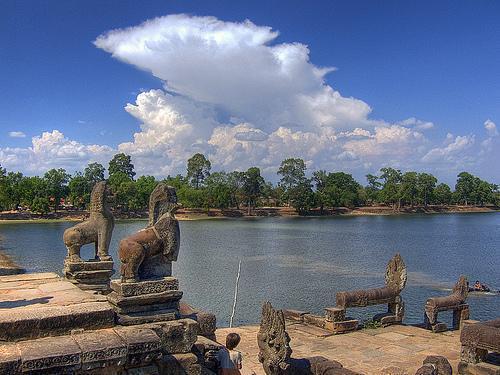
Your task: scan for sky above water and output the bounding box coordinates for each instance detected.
[1,0,499,184]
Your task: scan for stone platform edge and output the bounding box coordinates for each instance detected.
[0,318,202,374]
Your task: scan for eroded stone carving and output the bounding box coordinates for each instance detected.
[118,183,180,283]
[424,276,469,332]
[63,181,114,262]
[458,319,500,374]
[325,253,407,334]
[258,301,362,375]
[110,184,182,325]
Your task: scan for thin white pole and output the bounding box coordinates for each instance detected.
[229,259,242,328]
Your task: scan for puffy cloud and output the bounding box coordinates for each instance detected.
[2,14,495,181]
[421,135,475,163]
[8,131,26,138]
[0,130,113,173]
[484,119,498,136]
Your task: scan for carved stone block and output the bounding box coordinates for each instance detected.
[325,307,346,322]
[64,259,115,293]
[179,303,217,340]
[151,319,198,354]
[17,335,81,373]
[72,328,127,371]
[108,279,182,325]
[159,353,201,375]
[113,327,162,367]
[110,277,179,297]
[283,309,309,322]
[0,343,21,374]
[324,319,359,333]
[303,313,325,328]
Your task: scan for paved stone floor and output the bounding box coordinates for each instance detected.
[217,322,461,375]
[0,272,108,309]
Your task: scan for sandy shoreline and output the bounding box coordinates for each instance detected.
[0,205,497,224]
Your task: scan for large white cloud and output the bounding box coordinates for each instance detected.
[0,130,113,173]
[1,14,497,182]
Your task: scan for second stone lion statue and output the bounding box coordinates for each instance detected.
[63,181,114,262]
[118,183,180,283]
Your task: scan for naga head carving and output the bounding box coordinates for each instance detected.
[385,253,407,293]
[148,183,179,226]
[257,301,292,375]
[453,275,469,301]
[89,181,111,213]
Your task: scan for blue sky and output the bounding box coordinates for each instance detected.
[1,1,499,184]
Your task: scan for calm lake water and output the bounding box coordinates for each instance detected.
[1,213,499,327]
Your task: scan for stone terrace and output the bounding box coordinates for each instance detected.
[217,321,461,375]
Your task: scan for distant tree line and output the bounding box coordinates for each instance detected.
[0,153,498,215]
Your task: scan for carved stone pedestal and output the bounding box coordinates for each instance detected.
[108,277,183,325]
[63,258,114,293]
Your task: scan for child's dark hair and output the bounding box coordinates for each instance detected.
[226,333,241,350]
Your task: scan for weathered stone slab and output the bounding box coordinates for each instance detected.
[116,300,180,314]
[107,290,183,307]
[111,277,179,297]
[114,327,162,366]
[64,260,114,272]
[17,335,81,373]
[0,301,115,341]
[283,309,309,322]
[304,313,326,328]
[159,353,201,375]
[324,319,359,333]
[150,319,198,354]
[179,303,217,340]
[65,269,114,280]
[0,343,21,374]
[325,307,346,322]
[117,309,179,326]
[72,328,127,370]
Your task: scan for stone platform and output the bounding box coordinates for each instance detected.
[63,259,114,292]
[108,277,183,325]
[0,272,114,341]
[217,322,463,375]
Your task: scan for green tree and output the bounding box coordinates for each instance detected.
[365,173,382,204]
[135,176,158,209]
[0,172,24,210]
[84,162,105,186]
[379,167,402,210]
[187,153,211,189]
[108,171,133,209]
[242,167,265,214]
[227,171,246,209]
[108,153,135,180]
[0,164,8,210]
[417,173,437,206]
[44,168,70,212]
[455,172,475,205]
[205,172,232,210]
[31,197,50,215]
[313,170,328,214]
[19,176,47,210]
[433,183,452,205]
[278,158,313,214]
[400,172,418,207]
[68,173,89,209]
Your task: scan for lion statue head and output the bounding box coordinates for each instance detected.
[148,183,179,226]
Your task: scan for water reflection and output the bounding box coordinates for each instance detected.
[0,213,498,326]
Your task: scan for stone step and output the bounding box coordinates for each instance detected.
[0,301,115,341]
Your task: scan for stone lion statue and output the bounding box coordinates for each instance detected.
[63,181,114,262]
[118,183,180,283]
